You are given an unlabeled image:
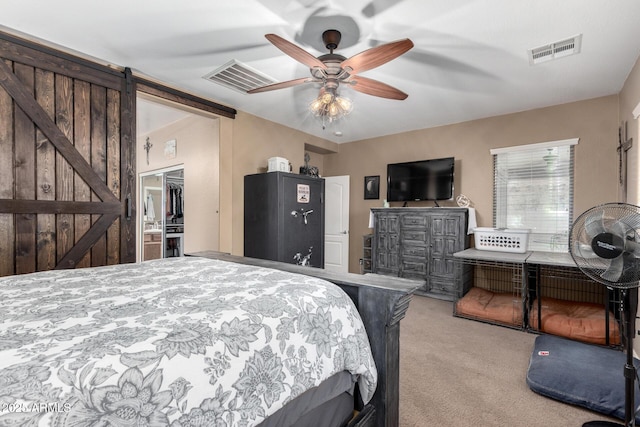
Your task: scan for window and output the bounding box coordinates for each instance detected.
[491,139,578,252]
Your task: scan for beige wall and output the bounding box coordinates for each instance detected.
[619,55,640,206]
[137,113,220,258]
[323,96,620,273]
[617,55,640,356]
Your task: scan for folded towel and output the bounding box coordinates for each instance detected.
[467,207,477,234]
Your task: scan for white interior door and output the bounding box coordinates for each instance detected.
[324,175,350,272]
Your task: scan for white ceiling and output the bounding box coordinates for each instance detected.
[2,0,640,143]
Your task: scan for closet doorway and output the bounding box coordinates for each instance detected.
[140,166,185,261]
[136,93,220,262]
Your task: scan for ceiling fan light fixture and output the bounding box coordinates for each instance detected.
[335,96,352,111]
[309,89,353,124]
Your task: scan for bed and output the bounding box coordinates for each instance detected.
[0,253,418,427]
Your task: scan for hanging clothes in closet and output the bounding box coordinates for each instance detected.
[166,181,184,219]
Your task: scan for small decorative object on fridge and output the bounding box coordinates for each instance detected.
[268,157,290,172]
[474,227,530,253]
[299,152,320,177]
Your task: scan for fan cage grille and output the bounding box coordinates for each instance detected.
[570,203,640,288]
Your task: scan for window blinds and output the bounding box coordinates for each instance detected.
[492,139,577,252]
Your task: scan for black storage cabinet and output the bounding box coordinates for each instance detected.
[244,172,324,268]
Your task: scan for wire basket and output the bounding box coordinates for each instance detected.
[474,227,530,253]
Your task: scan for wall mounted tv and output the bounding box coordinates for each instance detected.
[387,157,455,205]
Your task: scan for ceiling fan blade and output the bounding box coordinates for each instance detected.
[247,77,315,94]
[348,76,408,100]
[601,256,623,282]
[584,210,606,238]
[341,38,414,74]
[361,0,405,18]
[265,34,328,70]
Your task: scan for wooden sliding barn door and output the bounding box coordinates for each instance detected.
[0,33,136,276]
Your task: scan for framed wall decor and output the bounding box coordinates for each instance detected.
[364,175,380,200]
[164,139,177,159]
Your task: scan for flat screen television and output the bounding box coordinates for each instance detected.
[387,157,455,205]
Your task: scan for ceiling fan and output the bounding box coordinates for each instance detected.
[247,29,414,101]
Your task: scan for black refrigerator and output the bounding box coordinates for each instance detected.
[244,172,325,268]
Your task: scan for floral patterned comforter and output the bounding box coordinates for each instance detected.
[0,256,377,426]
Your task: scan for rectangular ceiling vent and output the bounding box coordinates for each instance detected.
[203,60,277,93]
[528,34,582,65]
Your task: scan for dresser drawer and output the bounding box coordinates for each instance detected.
[401,230,427,244]
[401,244,427,258]
[426,279,457,298]
[401,215,428,229]
[401,257,427,276]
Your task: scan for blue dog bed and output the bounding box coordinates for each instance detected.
[527,334,640,423]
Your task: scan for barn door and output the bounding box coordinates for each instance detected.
[0,33,136,276]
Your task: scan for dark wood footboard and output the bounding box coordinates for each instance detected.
[189,251,420,427]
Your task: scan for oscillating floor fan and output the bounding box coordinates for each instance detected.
[570,202,640,427]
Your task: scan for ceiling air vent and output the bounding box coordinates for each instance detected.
[528,34,582,65]
[203,60,277,93]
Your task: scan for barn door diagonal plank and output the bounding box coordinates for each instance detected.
[56,213,120,269]
[0,59,118,204]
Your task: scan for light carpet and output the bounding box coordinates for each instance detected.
[399,295,620,426]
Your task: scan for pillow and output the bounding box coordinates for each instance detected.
[527,334,640,423]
